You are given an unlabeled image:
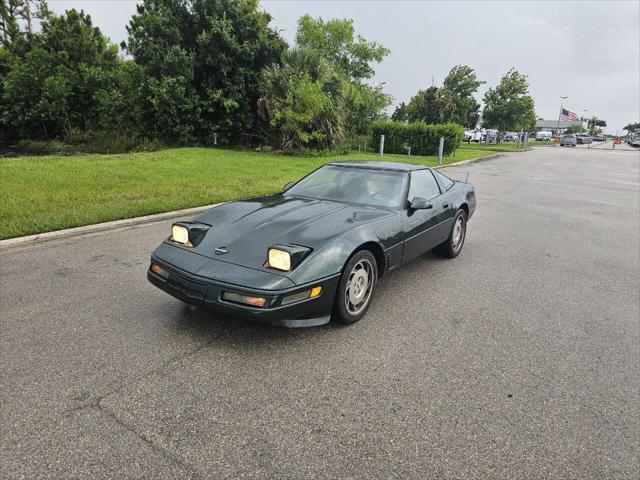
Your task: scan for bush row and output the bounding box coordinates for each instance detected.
[370,120,463,156]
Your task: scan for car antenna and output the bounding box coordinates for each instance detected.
[465,171,469,182]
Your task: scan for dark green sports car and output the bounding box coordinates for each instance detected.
[148,161,476,327]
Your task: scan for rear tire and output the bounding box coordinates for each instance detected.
[433,209,467,258]
[333,250,378,325]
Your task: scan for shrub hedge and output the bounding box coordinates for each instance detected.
[9,132,164,156]
[370,120,463,156]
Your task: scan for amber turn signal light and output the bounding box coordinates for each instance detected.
[150,263,169,279]
[222,292,267,308]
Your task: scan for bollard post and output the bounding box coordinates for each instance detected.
[213,133,218,145]
[438,137,444,165]
[379,135,385,157]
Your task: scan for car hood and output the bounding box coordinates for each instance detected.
[167,194,393,274]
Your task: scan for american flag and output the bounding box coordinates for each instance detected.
[560,108,579,121]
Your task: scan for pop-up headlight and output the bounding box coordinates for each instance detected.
[170,222,210,247]
[266,244,311,272]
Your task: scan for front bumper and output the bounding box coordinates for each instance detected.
[147,256,340,328]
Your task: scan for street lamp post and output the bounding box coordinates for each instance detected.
[556,95,568,137]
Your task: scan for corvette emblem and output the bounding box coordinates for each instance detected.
[214,247,229,255]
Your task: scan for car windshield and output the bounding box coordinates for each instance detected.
[563,134,574,139]
[286,165,408,208]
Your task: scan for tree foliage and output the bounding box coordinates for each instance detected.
[565,124,585,134]
[586,117,606,135]
[391,102,408,122]
[482,68,536,132]
[294,15,390,137]
[441,65,484,128]
[623,122,640,133]
[0,5,476,155]
[406,86,456,124]
[342,81,391,135]
[295,15,389,81]
[1,0,47,48]
[1,8,120,139]
[257,48,346,151]
[123,0,286,144]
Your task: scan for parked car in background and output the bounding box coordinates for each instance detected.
[463,130,474,142]
[504,132,520,141]
[560,134,577,147]
[465,129,483,142]
[575,134,593,144]
[536,131,553,141]
[481,129,498,144]
[593,134,606,142]
[629,134,640,147]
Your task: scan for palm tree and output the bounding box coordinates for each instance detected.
[258,48,346,150]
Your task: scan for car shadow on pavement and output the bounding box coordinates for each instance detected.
[164,301,334,344]
[156,251,450,349]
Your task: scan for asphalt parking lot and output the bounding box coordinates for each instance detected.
[1,145,639,479]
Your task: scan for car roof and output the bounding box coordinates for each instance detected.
[327,161,427,172]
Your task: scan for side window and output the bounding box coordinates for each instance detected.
[408,170,441,201]
[434,170,455,191]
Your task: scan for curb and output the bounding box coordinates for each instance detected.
[0,203,221,252]
[435,153,503,169]
[0,152,508,252]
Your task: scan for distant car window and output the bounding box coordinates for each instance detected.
[408,170,441,202]
[433,170,455,191]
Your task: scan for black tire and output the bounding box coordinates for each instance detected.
[433,209,468,258]
[333,250,378,325]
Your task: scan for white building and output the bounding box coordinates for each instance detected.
[535,119,583,136]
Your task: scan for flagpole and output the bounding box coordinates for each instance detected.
[556,96,568,138]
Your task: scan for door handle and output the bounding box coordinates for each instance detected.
[442,203,449,209]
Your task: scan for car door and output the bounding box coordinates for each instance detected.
[432,169,458,237]
[401,169,444,263]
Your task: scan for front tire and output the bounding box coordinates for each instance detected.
[333,250,378,324]
[433,209,467,258]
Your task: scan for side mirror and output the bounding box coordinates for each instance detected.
[283,181,294,192]
[410,196,432,210]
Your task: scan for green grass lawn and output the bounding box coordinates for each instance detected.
[0,146,496,239]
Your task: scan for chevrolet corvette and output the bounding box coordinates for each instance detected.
[148,161,476,327]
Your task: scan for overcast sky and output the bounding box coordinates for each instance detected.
[48,0,639,133]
